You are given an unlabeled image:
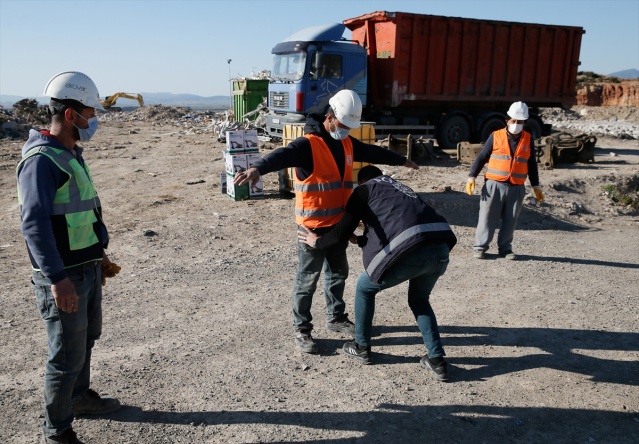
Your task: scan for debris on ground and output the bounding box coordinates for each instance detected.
[2,98,637,144]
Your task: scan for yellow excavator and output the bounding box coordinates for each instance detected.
[100,93,144,111]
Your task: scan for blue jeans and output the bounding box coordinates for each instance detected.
[354,242,449,358]
[292,227,349,332]
[32,262,103,436]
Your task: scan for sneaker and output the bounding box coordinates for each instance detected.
[473,250,486,259]
[294,331,318,354]
[72,389,121,416]
[326,314,356,337]
[499,251,518,260]
[342,341,372,365]
[420,355,450,382]
[43,428,84,444]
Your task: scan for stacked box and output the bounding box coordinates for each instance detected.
[243,129,259,151]
[222,130,266,200]
[225,131,245,152]
[246,152,264,198]
[220,171,227,194]
[224,151,249,201]
[224,151,248,175]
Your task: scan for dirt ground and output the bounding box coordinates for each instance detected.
[0,116,638,443]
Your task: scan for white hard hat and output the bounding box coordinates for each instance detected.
[43,71,104,110]
[329,89,362,129]
[507,101,529,120]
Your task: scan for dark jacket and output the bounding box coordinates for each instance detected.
[316,175,457,283]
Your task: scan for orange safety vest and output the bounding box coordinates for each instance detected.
[485,129,531,185]
[294,134,354,228]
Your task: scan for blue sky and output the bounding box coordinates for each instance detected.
[1,0,638,98]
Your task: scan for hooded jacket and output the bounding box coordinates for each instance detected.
[16,129,108,283]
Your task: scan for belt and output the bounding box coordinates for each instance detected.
[66,260,102,272]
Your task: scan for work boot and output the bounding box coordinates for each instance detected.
[72,389,121,416]
[43,428,84,444]
[326,313,356,337]
[499,250,518,260]
[420,355,450,382]
[342,341,372,365]
[294,331,318,354]
[473,250,486,259]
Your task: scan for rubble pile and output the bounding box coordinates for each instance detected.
[12,98,50,125]
[540,106,639,140]
[2,99,637,141]
[0,99,49,139]
[99,105,269,140]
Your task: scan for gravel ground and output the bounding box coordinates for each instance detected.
[0,109,637,444]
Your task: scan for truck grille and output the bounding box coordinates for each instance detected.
[270,91,289,108]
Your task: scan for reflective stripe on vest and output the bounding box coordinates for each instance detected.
[485,129,531,184]
[365,222,453,278]
[17,146,101,251]
[294,134,354,228]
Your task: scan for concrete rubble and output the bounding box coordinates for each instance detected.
[2,99,638,142]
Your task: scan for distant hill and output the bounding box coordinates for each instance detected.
[0,92,231,110]
[608,69,639,79]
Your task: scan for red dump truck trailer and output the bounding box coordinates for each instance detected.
[266,10,585,149]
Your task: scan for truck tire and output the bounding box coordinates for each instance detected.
[437,115,470,150]
[526,118,543,140]
[479,116,505,142]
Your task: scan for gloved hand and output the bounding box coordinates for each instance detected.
[533,186,544,203]
[465,177,476,195]
[101,262,122,286]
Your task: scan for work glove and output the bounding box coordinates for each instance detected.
[533,186,544,203]
[101,262,122,286]
[465,177,476,195]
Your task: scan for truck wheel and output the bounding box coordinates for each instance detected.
[526,118,543,140]
[437,115,470,150]
[479,117,505,142]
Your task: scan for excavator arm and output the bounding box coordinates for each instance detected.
[100,92,144,109]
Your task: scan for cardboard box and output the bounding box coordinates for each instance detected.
[226,173,249,201]
[225,131,244,152]
[220,171,227,194]
[243,129,259,150]
[246,152,264,198]
[224,151,248,175]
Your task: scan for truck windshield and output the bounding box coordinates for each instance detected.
[272,52,307,81]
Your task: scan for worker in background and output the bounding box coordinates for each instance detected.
[297,166,457,381]
[466,101,544,260]
[17,71,121,444]
[234,89,419,354]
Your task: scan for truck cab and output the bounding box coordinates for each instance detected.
[266,24,367,138]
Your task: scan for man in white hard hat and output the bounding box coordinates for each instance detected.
[17,71,121,443]
[465,101,544,260]
[235,89,419,354]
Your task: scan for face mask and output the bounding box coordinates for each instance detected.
[73,111,99,141]
[508,123,524,135]
[329,121,350,140]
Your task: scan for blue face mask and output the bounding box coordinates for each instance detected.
[73,111,99,141]
[329,122,350,140]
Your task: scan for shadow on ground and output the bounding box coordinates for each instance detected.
[89,325,639,443]
[418,191,593,231]
[372,325,639,385]
[102,402,637,443]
